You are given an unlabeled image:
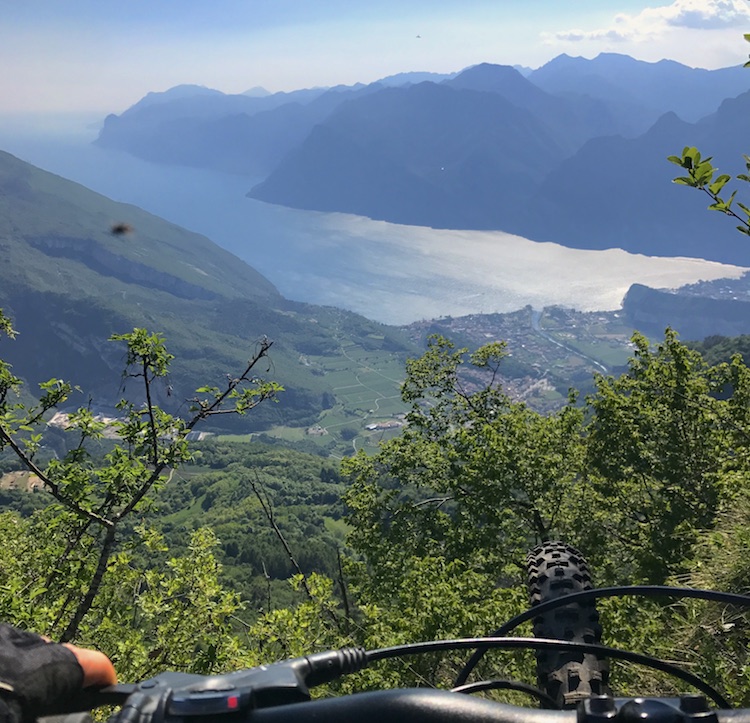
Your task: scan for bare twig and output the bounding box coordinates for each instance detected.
[336,547,351,630]
[142,357,159,464]
[261,561,272,613]
[411,495,454,509]
[187,338,275,428]
[249,473,311,597]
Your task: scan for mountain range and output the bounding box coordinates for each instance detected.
[96,52,750,265]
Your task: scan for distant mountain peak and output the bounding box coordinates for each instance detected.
[448,62,538,96]
[128,84,225,113]
[152,84,224,98]
[376,70,456,87]
[513,64,534,77]
[459,62,522,76]
[243,86,271,97]
[540,52,648,71]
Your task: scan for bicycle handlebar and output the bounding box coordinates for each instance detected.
[79,685,750,723]
[64,646,749,723]
[249,691,750,723]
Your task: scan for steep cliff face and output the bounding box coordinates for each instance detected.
[622,284,750,340]
[27,235,218,300]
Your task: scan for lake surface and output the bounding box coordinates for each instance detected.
[1,117,745,325]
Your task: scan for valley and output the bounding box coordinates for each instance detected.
[1,135,748,455]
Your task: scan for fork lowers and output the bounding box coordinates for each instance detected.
[526,541,611,709]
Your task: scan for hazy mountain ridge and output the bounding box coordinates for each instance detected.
[522,89,750,264]
[444,62,625,148]
[97,84,378,176]
[250,81,568,229]
[528,52,749,124]
[95,52,750,265]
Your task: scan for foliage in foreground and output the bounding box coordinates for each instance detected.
[3,303,750,700]
[341,331,750,694]
[0,309,281,678]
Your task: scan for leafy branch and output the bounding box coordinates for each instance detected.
[0,315,281,641]
[188,336,282,423]
[668,146,750,236]
[667,35,750,237]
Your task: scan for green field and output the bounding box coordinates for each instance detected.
[219,339,411,458]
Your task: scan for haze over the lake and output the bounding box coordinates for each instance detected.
[1,129,744,326]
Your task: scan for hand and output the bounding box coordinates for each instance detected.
[64,643,117,688]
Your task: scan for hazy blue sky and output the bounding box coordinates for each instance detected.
[3,0,750,114]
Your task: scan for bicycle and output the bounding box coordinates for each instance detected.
[55,542,750,723]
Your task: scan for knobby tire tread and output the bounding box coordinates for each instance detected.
[526,541,611,709]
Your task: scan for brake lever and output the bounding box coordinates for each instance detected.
[105,648,368,723]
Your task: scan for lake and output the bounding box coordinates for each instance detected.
[1,115,745,325]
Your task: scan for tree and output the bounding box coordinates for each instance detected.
[343,336,585,582]
[339,329,750,689]
[579,329,750,583]
[339,336,587,687]
[0,308,281,648]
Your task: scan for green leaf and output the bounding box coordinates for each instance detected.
[695,161,716,184]
[0,310,17,339]
[709,175,731,195]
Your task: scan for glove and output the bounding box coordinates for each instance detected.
[0,625,83,723]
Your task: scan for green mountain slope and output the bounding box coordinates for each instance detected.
[0,150,414,431]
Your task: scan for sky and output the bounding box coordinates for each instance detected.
[2,0,750,115]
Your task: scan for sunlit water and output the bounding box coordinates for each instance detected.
[1,114,745,325]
